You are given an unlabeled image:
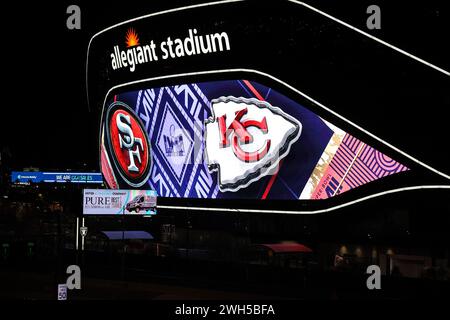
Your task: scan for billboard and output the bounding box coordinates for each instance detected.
[100,80,409,200]
[83,189,157,215]
[11,172,103,184]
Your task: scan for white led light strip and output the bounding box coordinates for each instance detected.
[158,186,450,215]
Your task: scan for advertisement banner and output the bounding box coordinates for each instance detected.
[100,80,409,200]
[83,189,157,215]
[11,172,103,184]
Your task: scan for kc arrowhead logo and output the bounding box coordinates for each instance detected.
[205,96,302,192]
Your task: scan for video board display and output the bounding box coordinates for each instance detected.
[100,80,409,200]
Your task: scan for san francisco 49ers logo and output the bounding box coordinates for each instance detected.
[103,101,151,188]
[205,96,302,192]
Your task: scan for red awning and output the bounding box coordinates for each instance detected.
[259,243,313,253]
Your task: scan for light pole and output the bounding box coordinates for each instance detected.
[121,207,125,281]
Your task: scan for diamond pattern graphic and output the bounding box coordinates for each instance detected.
[155,103,194,184]
[135,85,218,198]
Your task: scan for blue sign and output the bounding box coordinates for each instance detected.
[11,172,103,184]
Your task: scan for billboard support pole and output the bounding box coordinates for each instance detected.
[75,217,79,251]
[81,218,85,251]
[121,207,125,281]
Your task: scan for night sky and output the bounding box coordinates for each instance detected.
[2,0,448,171]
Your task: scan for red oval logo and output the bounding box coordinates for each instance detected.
[104,102,151,187]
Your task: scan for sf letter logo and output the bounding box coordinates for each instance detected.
[205,96,301,192]
[116,112,144,173]
[104,102,151,188]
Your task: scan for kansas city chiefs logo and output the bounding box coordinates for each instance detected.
[205,96,302,192]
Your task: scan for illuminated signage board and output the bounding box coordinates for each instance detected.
[83,189,157,215]
[110,28,231,73]
[11,172,103,184]
[100,80,409,200]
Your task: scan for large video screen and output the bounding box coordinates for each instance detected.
[100,80,409,200]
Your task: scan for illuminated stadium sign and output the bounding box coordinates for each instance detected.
[110,28,231,72]
[100,80,409,199]
[11,172,103,184]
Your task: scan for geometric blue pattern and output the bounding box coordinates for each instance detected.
[135,84,219,198]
